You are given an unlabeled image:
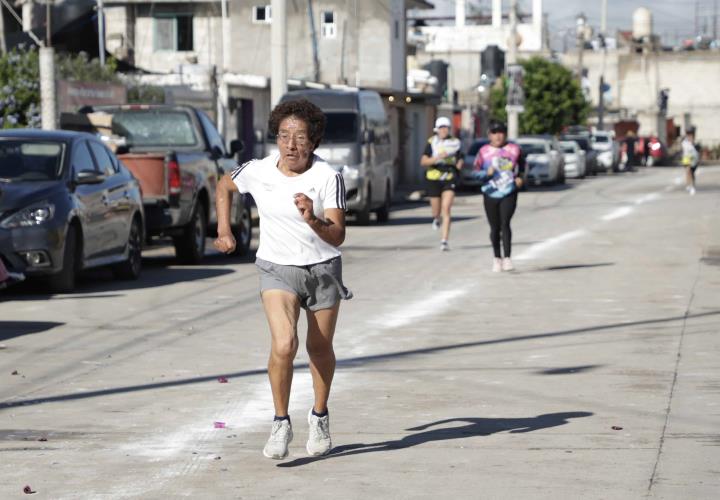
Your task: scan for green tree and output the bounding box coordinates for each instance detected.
[0,45,41,128]
[0,45,120,128]
[490,57,589,135]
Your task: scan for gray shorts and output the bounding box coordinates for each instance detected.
[255,256,353,311]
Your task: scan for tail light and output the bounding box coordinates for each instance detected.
[167,156,181,195]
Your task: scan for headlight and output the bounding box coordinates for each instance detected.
[0,202,55,229]
[341,165,360,180]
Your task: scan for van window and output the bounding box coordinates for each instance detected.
[323,112,358,143]
[360,93,390,145]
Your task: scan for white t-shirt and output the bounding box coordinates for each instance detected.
[231,152,346,265]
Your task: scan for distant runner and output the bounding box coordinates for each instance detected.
[473,120,525,272]
[681,125,700,196]
[420,117,464,251]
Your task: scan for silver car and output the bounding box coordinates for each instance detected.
[560,140,587,178]
[517,137,565,185]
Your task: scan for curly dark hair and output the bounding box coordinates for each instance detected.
[268,99,326,149]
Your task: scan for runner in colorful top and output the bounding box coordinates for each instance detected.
[681,125,699,196]
[473,120,525,272]
[420,116,464,251]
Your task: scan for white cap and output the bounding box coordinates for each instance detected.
[434,116,451,131]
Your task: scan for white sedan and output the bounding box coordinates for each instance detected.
[517,137,565,185]
[560,140,587,178]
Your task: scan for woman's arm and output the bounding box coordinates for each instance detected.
[294,194,346,247]
[213,174,240,253]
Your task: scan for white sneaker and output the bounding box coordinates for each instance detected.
[492,258,502,273]
[432,218,440,231]
[689,186,696,196]
[263,419,293,459]
[306,409,332,456]
[502,257,514,271]
[440,240,449,252]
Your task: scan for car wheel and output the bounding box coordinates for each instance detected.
[231,203,252,256]
[48,225,79,293]
[113,217,143,280]
[174,203,207,264]
[355,186,371,225]
[375,183,391,223]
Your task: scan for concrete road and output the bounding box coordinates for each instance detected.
[1,166,718,499]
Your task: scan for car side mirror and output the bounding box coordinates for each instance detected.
[75,169,105,185]
[210,145,224,160]
[229,139,244,157]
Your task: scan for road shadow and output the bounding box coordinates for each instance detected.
[277,412,593,467]
[0,321,64,342]
[536,263,614,272]
[377,215,479,227]
[2,266,236,299]
[536,364,602,375]
[525,183,575,192]
[3,310,717,410]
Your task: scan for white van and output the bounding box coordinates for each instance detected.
[269,89,393,224]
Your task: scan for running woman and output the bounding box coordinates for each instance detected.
[214,99,352,460]
[473,120,525,272]
[420,117,464,251]
[681,125,700,195]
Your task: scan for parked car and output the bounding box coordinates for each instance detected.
[460,138,488,188]
[269,89,393,224]
[517,137,565,185]
[562,135,599,175]
[559,140,587,178]
[591,130,620,172]
[0,129,144,292]
[63,105,252,263]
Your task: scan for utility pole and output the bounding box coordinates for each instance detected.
[601,0,607,37]
[217,0,230,139]
[40,1,56,130]
[271,0,287,107]
[506,0,519,140]
[97,0,105,65]
[576,13,586,85]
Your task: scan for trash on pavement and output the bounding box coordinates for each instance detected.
[217,376,229,383]
[213,421,226,429]
[611,426,623,431]
[23,485,36,494]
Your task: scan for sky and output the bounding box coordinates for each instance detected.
[410,0,715,49]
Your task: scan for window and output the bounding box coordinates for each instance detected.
[88,141,115,176]
[111,111,199,148]
[154,15,194,51]
[321,11,336,38]
[72,142,97,175]
[253,5,272,23]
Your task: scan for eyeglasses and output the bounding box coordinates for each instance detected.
[277,132,310,146]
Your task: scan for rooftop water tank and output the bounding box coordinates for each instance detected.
[632,7,653,39]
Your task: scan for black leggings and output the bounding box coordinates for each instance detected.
[483,192,518,258]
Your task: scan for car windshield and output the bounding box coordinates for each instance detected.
[111,111,199,147]
[561,144,576,153]
[594,135,609,143]
[0,140,65,182]
[519,143,546,155]
[323,112,359,143]
[565,137,591,150]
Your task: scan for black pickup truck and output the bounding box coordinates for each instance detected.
[66,105,252,263]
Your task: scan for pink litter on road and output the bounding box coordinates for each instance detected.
[23,485,35,494]
[214,421,226,429]
[217,376,228,383]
